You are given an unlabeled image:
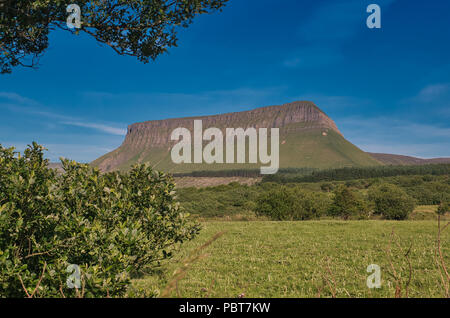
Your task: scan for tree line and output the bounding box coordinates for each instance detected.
[262,164,450,183]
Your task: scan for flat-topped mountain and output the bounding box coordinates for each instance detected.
[92,101,382,172]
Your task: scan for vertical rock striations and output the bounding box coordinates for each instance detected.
[124,101,341,149]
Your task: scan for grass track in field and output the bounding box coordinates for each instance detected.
[133,220,449,298]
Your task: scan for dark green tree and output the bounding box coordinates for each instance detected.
[0,0,228,74]
[368,183,416,220]
[255,187,295,221]
[330,185,369,220]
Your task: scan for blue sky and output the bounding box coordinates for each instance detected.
[1,0,449,162]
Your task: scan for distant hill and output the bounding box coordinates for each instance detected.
[92,101,381,172]
[368,153,450,166]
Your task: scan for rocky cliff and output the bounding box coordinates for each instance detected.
[124,101,342,148]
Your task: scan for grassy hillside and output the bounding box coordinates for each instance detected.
[133,220,449,298]
[92,128,381,173]
[279,129,381,169]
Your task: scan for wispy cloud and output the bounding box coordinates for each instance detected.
[417,83,450,101]
[340,116,450,137]
[62,121,127,136]
[400,83,450,120]
[0,92,38,105]
[82,87,289,119]
[408,83,450,106]
[0,91,71,120]
[337,116,450,158]
[0,92,127,136]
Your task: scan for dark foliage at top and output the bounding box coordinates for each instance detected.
[0,0,228,74]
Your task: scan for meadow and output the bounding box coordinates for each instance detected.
[133,219,449,298]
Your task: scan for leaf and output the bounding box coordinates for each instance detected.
[0,203,8,214]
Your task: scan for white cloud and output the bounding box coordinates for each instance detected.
[0,91,127,136]
[409,83,450,104]
[337,116,450,158]
[82,87,289,119]
[62,121,127,136]
[0,92,38,105]
[400,83,450,121]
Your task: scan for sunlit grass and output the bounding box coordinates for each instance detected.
[133,220,449,298]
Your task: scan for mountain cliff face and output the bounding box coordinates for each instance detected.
[124,101,341,148]
[92,101,381,172]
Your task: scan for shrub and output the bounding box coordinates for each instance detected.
[255,186,331,221]
[0,143,199,297]
[329,186,370,220]
[368,183,416,220]
[291,190,331,220]
[177,183,260,218]
[255,187,293,221]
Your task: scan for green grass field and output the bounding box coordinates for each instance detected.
[133,220,449,298]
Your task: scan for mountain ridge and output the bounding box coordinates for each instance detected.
[124,101,342,147]
[368,153,450,165]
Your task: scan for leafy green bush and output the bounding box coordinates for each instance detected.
[292,190,332,220]
[177,183,260,218]
[254,188,291,220]
[368,183,416,220]
[0,143,199,298]
[329,186,370,220]
[255,186,331,221]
